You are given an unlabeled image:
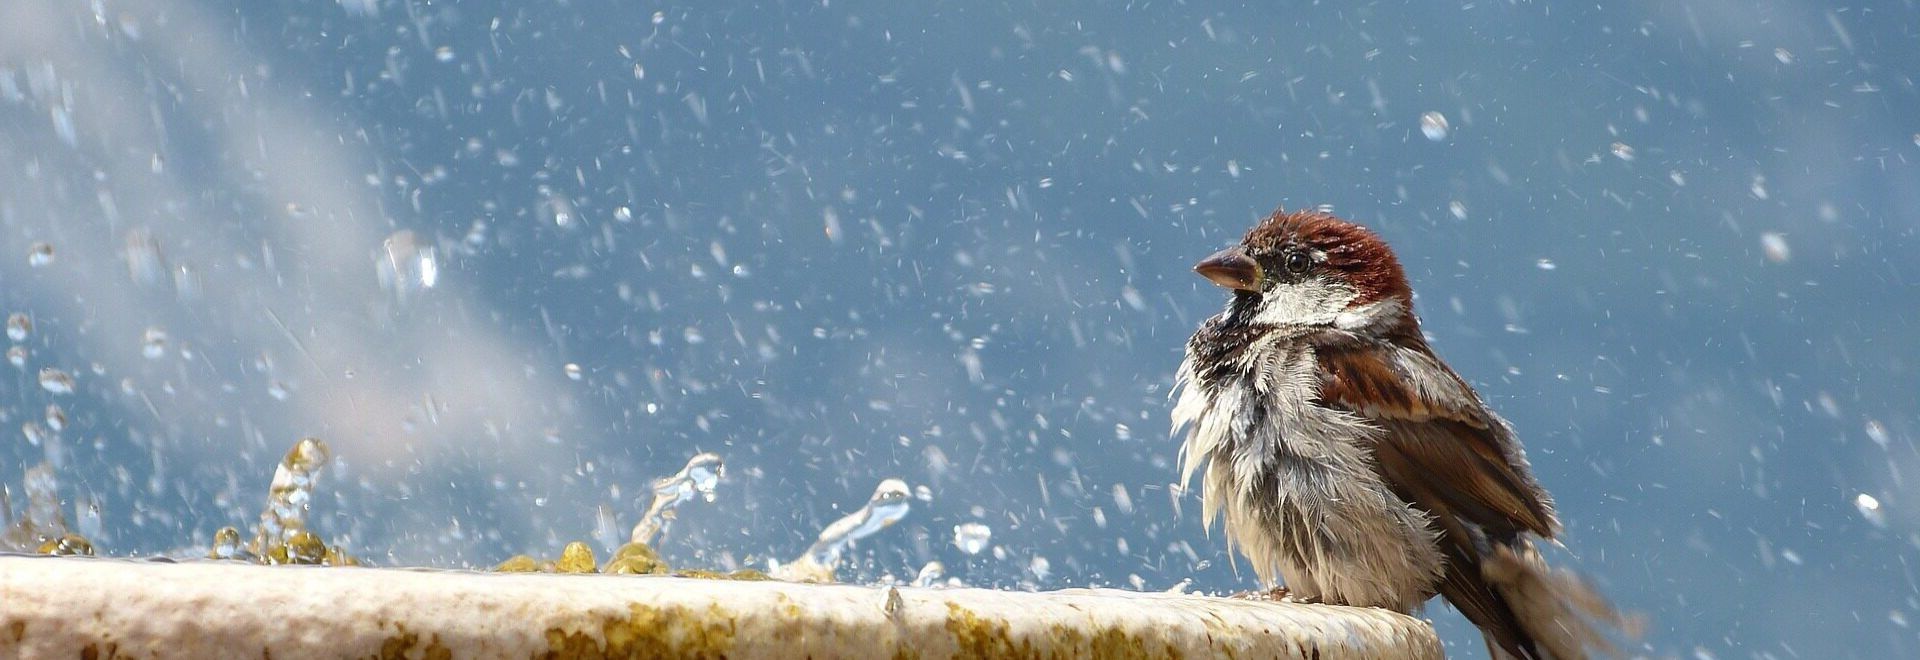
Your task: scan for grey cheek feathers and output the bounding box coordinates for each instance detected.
[1248,279,1359,328]
[1335,298,1404,333]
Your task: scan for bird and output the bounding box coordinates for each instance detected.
[1171,208,1632,659]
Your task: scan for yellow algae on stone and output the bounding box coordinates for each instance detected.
[544,603,736,659]
[35,534,91,556]
[602,542,670,575]
[377,625,454,660]
[555,542,597,574]
[941,601,1176,660]
[495,554,541,573]
[944,602,1031,658]
[672,568,770,581]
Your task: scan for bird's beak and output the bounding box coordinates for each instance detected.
[1194,246,1262,292]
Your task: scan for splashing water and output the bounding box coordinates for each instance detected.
[252,437,331,558]
[1,463,70,551]
[628,452,724,546]
[778,478,912,581]
[913,561,947,587]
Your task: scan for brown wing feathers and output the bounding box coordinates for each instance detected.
[1314,343,1556,538]
[1316,341,1565,658]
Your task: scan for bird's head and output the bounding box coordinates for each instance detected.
[1194,209,1416,336]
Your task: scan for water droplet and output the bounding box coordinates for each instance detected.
[1760,232,1791,263]
[614,206,633,222]
[1865,420,1890,447]
[44,404,66,432]
[545,192,576,229]
[1669,170,1687,186]
[376,230,439,305]
[1028,555,1052,581]
[434,46,455,63]
[1773,48,1794,64]
[1448,200,1467,220]
[1750,175,1770,200]
[1610,142,1636,161]
[1855,493,1886,528]
[124,229,166,287]
[564,363,583,380]
[822,207,843,244]
[1536,259,1557,271]
[38,368,74,394]
[26,242,54,267]
[1419,111,1450,141]
[173,264,202,303]
[210,527,245,560]
[267,381,290,400]
[21,421,47,446]
[913,562,946,588]
[142,327,168,359]
[953,522,992,555]
[7,313,31,342]
[7,346,27,369]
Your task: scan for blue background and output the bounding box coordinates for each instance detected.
[2,1,1916,656]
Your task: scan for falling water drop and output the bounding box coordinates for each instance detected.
[376,230,439,305]
[142,327,168,359]
[6,313,30,342]
[38,368,74,395]
[27,242,54,267]
[1419,111,1450,141]
[1855,493,1886,528]
[1760,233,1791,263]
[953,522,992,555]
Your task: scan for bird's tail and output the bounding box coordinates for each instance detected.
[1479,543,1644,660]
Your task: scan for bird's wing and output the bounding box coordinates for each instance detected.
[1312,338,1558,540]
[1315,336,1564,659]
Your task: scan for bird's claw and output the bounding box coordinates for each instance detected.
[1230,586,1293,601]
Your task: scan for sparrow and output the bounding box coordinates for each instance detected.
[1172,208,1632,659]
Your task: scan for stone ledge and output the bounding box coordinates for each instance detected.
[0,554,1440,659]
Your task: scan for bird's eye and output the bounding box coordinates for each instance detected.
[1283,251,1312,274]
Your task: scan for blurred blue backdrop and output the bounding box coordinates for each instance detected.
[2,1,1916,656]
